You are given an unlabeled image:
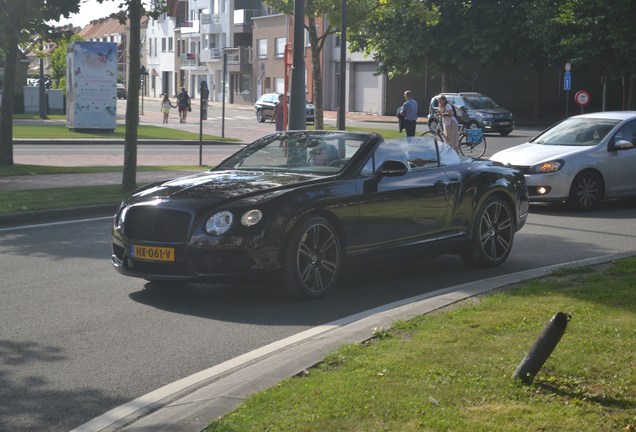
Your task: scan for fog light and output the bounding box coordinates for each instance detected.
[536,186,551,195]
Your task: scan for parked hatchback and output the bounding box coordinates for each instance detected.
[255,92,315,124]
[490,111,636,210]
[428,92,514,136]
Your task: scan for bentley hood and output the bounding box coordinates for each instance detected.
[130,170,323,203]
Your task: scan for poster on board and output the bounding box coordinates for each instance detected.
[66,41,117,131]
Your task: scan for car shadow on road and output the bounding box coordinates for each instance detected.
[127,254,482,327]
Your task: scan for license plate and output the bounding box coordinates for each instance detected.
[131,244,175,262]
[499,121,510,126]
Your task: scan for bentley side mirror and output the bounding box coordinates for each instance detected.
[373,160,409,182]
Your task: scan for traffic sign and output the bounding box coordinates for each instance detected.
[563,71,571,91]
[575,90,590,107]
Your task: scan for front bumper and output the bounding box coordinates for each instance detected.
[481,119,514,133]
[111,237,280,283]
[524,172,574,202]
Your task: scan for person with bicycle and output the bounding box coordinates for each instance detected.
[438,95,460,153]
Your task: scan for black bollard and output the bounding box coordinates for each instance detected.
[513,312,571,384]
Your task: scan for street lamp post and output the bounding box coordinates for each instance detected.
[140,65,149,115]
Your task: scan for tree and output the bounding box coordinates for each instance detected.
[467,0,567,117]
[98,0,164,191]
[0,0,81,166]
[349,0,571,117]
[558,0,636,109]
[262,0,329,129]
[262,0,375,129]
[49,33,84,89]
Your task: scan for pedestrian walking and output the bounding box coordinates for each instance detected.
[160,94,176,124]
[271,94,285,131]
[177,87,191,123]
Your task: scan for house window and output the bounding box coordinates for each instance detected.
[274,77,284,94]
[275,37,286,58]
[257,39,267,58]
[168,37,173,52]
[161,37,166,52]
[232,74,250,94]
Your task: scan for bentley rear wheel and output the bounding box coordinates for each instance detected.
[283,216,343,299]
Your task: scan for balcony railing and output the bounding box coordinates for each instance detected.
[224,46,253,73]
[200,48,223,63]
[181,52,199,67]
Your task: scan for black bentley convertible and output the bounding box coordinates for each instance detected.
[112,131,528,299]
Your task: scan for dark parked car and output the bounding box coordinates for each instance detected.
[428,92,514,136]
[117,83,127,99]
[255,92,315,124]
[111,131,528,299]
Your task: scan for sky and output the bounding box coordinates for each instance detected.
[52,0,130,28]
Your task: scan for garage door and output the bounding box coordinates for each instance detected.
[353,63,381,114]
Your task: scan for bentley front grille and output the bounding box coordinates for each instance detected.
[125,207,191,242]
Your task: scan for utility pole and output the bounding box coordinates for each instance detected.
[288,0,306,130]
[337,1,347,130]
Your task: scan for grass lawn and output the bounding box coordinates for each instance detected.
[205,261,636,432]
[0,185,131,213]
[12,123,233,141]
[0,165,206,214]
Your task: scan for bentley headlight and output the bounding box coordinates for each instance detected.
[530,160,564,174]
[206,211,234,235]
[116,205,128,228]
[241,209,263,226]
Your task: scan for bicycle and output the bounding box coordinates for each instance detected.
[420,114,487,159]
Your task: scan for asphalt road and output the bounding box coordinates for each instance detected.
[2,197,636,431]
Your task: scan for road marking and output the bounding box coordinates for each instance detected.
[0,217,112,233]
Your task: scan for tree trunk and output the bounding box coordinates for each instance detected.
[308,20,324,130]
[629,74,636,110]
[533,67,544,118]
[122,1,142,191]
[441,71,449,93]
[0,37,18,166]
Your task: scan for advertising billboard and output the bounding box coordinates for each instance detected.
[66,41,117,130]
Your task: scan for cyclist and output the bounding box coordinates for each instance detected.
[438,95,460,153]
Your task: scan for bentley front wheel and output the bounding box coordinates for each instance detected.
[283,216,343,299]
